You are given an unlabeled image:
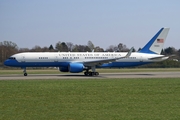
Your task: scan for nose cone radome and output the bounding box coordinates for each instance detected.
[4,59,17,66]
[4,59,10,66]
[4,59,19,67]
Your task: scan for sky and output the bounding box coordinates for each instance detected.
[0,0,180,50]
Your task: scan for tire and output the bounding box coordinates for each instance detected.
[24,73,27,76]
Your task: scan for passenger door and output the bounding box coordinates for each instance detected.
[21,56,25,62]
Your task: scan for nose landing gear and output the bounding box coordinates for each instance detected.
[23,67,28,76]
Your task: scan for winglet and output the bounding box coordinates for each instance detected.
[125,47,134,58]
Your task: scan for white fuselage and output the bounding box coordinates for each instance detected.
[4,52,167,68]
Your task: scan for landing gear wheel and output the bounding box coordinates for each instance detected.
[84,72,99,76]
[95,72,99,76]
[84,72,88,76]
[24,73,27,76]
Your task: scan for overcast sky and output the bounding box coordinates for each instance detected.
[0,0,180,50]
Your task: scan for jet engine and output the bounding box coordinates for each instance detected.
[69,63,84,73]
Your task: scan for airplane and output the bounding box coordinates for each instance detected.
[4,27,170,76]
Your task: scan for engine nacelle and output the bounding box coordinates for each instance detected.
[59,67,69,72]
[69,63,84,73]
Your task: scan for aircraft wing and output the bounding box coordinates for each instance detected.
[83,47,134,66]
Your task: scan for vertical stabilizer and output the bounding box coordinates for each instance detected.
[139,28,170,54]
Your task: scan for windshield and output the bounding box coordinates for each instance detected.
[9,57,16,60]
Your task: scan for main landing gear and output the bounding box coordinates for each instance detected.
[84,71,99,76]
[23,67,28,76]
[84,66,99,76]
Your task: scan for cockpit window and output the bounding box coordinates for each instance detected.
[9,57,16,60]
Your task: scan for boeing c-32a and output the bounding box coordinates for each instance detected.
[4,28,170,76]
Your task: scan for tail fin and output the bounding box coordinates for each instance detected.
[139,28,170,54]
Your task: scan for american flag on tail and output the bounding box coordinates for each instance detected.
[157,39,164,43]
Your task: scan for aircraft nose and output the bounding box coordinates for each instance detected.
[4,59,19,67]
[4,59,9,66]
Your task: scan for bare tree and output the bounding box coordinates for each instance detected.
[0,41,18,64]
[106,45,118,52]
[72,45,91,52]
[87,40,94,51]
[31,45,42,52]
[66,42,74,52]
[94,46,104,52]
[118,43,129,52]
[18,48,30,53]
[55,41,61,51]
[55,41,68,52]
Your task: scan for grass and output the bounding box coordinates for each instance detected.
[1,78,180,120]
[1,68,180,75]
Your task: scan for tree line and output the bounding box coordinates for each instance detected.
[0,40,180,67]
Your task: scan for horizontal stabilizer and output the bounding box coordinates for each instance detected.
[149,54,175,60]
[149,56,168,60]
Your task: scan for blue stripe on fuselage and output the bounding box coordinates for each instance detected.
[97,62,152,68]
[4,59,70,67]
[4,59,152,68]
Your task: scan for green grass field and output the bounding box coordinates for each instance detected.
[1,78,180,120]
